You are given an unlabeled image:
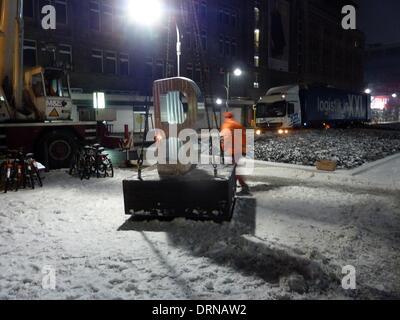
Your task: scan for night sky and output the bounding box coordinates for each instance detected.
[359,0,400,45]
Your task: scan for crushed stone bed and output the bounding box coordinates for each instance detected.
[254,129,400,169]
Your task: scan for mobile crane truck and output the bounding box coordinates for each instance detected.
[0,0,116,169]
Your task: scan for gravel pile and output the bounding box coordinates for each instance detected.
[254,129,400,169]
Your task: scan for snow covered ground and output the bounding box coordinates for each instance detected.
[0,165,399,300]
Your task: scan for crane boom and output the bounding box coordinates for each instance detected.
[0,0,23,112]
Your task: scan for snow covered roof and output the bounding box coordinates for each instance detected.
[266,85,299,96]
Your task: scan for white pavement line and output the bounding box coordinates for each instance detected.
[349,152,400,176]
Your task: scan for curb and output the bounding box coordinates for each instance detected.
[251,159,348,175]
[349,153,400,176]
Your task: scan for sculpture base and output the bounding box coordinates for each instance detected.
[123,165,237,223]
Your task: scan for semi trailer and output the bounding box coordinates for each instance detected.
[0,0,117,168]
[254,84,372,133]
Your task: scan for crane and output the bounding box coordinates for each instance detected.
[0,0,117,169]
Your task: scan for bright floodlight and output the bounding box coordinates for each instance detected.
[392,93,397,98]
[216,98,223,105]
[127,0,163,26]
[365,88,371,94]
[233,68,243,77]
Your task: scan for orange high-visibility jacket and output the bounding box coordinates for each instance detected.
[221,118,247,157]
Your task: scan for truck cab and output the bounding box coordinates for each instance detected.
[254,85,302,132]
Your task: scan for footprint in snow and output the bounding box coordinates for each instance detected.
[109,278,124,285]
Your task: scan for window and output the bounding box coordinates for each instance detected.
[219,10,223,24]
[186,32,192,50]
[186,63,193,79]
[55,0,67,24]
[23,0,35,18]
[288,103,295,115]
[104,51,116,74]
[89,1,100,31]
[114,6,124,32]
[144,59,153,80]
[119,53,129,76]
[91,49,103,73]
[254,7,260,25]
[59,44,72,67]
[200,1,207,19]
[256,101,287,118]
[225,39,230,56]
[231,41,237,57]
[32,74,45,97]
[194,65,201,83]
[166,61,174,78]
[41,46,53,67]
[219,36,224,56]
[201,31,207,51]
[154,60,164,79]
[102,4,113,33]
[23,40,37,67]
[224,12,229,24]
[204,67,209,80]
[254,29,260,49]
[231,14,237,27]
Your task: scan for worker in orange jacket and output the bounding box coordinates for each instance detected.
[221,112,250,194]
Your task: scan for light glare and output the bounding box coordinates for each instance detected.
[233,68,242,77]
[127,0,163,26]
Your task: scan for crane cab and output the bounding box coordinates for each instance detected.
[23,66,73,121]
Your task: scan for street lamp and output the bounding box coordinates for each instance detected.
[216,98,223,105]
[127,0,163,26]
[225,68,243,112]
[127,0,181,77]
[365,88,372,94]
[392,93,397,98]
[233,68,242,77]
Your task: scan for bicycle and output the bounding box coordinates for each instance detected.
[69,144,114,180]
[1,151,44,193]
[69,146,86,178]
[93,145,114,178]
[1,155,15,193]
[24,153,43,189]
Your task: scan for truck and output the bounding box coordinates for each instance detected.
[0,0,116,168]
[254,84,372,133]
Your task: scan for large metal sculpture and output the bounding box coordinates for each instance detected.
[153,77,202,176]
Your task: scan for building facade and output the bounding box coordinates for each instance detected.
[364,43,400,121]
[23,0,365,129]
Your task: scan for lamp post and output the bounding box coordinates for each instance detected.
[127,0,181,77]
[224,68,243,112]
[175,23,181,77]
